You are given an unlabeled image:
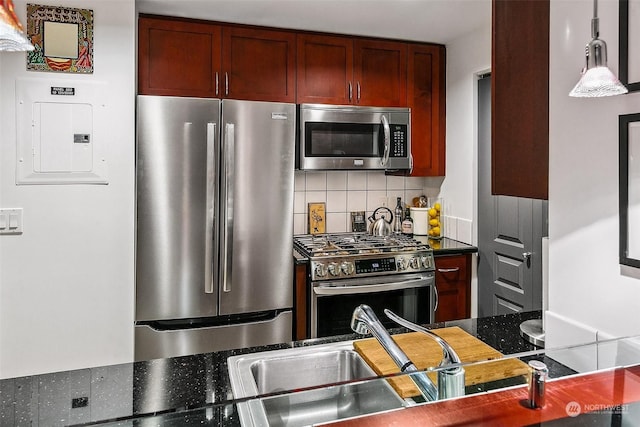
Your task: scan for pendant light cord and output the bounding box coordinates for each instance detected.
[591,0,599,39]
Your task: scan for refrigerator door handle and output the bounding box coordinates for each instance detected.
[222,122,235,293]
[204,122,216,294]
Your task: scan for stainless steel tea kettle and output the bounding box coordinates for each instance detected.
[368,207,393,236]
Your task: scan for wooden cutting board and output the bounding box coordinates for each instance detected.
[353,326,530,398]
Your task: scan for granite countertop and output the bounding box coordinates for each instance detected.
[0,311,558,426]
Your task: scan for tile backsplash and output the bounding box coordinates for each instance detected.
[294,171,427,234]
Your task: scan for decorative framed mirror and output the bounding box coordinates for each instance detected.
[619,0,640,92]
[620,113,640,268]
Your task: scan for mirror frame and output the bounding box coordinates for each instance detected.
[619,0,640,92]
[619,113,640,268]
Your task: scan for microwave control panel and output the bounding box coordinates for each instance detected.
[390,124,408,158]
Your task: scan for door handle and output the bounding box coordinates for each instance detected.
[204,123,216,294]
[380,115,390,167]
[222,123,235,292]
[523,252,532,268]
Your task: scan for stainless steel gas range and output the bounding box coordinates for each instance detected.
[293,233,437,338]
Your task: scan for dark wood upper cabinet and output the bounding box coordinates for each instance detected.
[297,35,407,107]
[353,39,407,107]
[138,16,221,98]
[139,16,295,102]
[405,43,446,176]
[296,34,354,105]
[222,26,296,102]
[492,0,549,199]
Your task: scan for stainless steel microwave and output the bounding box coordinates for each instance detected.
[297,104,411,171]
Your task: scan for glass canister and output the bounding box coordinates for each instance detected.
[427,197,443,239]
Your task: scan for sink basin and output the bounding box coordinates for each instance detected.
[228,341,405,427]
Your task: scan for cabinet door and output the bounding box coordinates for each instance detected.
[406,43,446,176]
[492,0,549,199]
[434,254,471,322]
[222,27,296,102]
[354,39,407,107]
[138,16,221,97]
[297,34,353,105]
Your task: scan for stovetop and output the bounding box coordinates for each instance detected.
[293,232,430,258]
[295,233,435,281]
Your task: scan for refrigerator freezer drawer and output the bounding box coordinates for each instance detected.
[134,311,292,361]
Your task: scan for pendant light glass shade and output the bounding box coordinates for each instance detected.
[0,0,34,52]
[569,0,627,97]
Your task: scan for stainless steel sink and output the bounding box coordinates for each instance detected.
[228,341,405,427]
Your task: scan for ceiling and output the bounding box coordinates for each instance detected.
[136,0,491,45]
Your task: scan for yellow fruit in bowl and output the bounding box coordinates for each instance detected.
[432,226,441,236]
[429,218,439,226]
[428,229,434,236]
[428,208,437,218]
[434,202,441,211]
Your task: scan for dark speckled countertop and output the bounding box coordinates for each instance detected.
[0,311,565,426]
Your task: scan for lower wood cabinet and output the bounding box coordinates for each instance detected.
[294,262,308,341]
[434,254,471,322]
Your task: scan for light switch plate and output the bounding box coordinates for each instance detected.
[0,208,23,235]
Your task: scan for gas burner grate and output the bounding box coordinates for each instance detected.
[293,232,430,258]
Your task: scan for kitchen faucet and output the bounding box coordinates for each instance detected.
[350,304,465,401]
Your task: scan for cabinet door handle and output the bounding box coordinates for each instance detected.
[437,267,460,273]
[356,81,361,102]
[215,72,219,96]
[348,82,353,102]
[225,72,229,96]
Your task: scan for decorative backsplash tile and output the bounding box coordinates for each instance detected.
[294,170,429,234]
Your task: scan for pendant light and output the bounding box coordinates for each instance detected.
[569,0,628,97]
[0,0,34,52]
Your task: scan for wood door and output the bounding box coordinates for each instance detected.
[434,254,471,322]
[222,27,296,102]
[296,34,353,105]
[478,76,547,317]
[492,0,549,199]
[405,43,446,176]
[353,39,407,107]
[138,16,221,97]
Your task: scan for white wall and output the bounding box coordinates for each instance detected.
[547,0,640,346]
[0,0,135,378]
[441,23,491,246]
[438,24,491,317]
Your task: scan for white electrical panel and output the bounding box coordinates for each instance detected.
[16,78,108,184]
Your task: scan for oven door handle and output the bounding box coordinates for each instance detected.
[313,277,431,295]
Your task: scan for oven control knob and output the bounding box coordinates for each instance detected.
[328,262,340,276]
[397,257,407,271]
[341,261,355,276]
[409,257,419,269]
[315,263,328,278]
[421,256,432,269]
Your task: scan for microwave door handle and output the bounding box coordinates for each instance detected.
[380,115,391,167]
[204,122,216,294]
[222,123,235,293]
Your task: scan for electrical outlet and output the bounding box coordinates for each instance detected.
[71,396,88,408]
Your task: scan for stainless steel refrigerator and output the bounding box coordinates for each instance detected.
[134,96,294,361]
